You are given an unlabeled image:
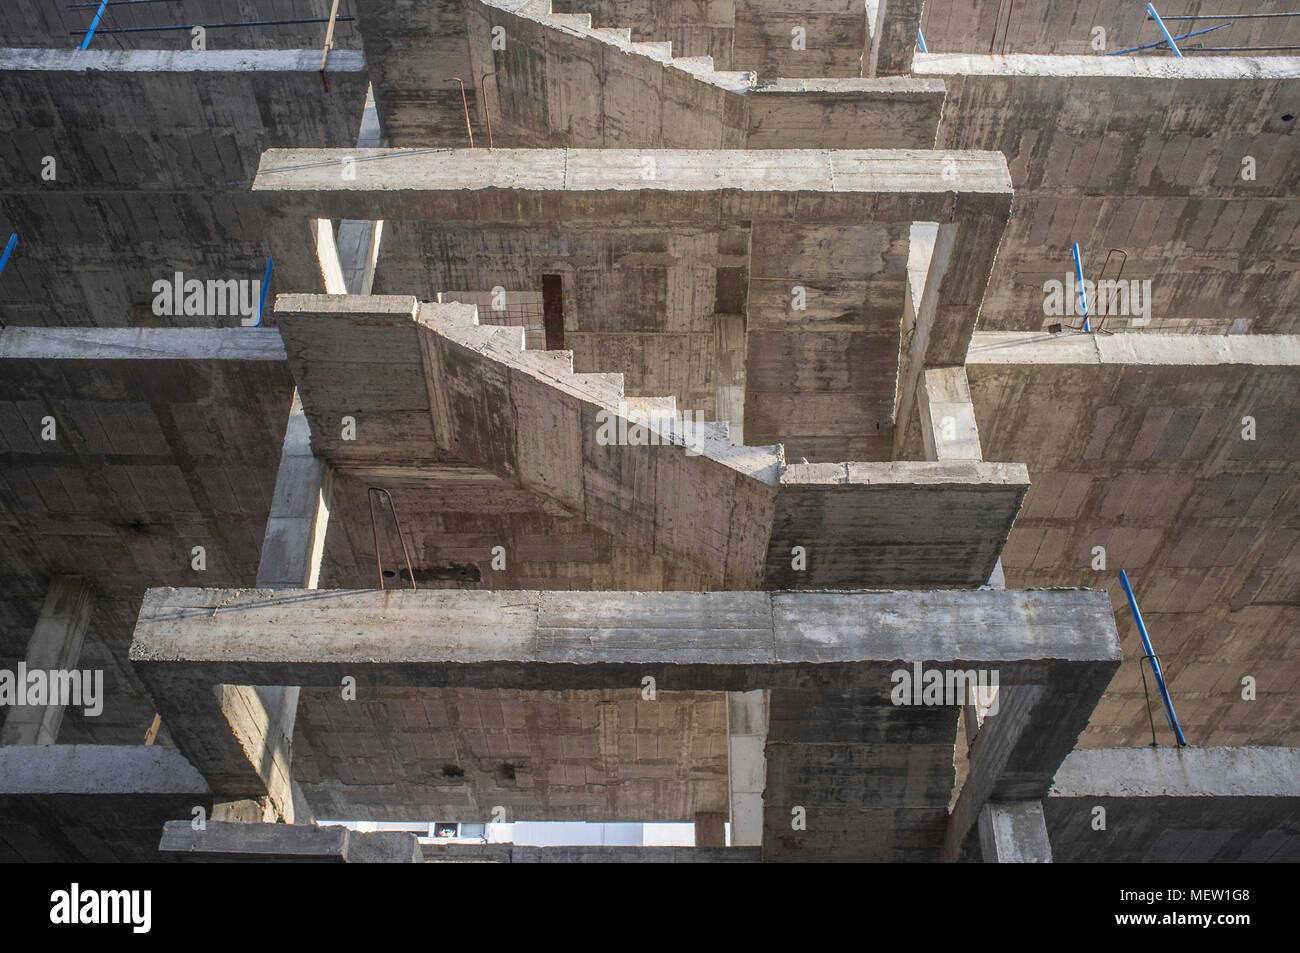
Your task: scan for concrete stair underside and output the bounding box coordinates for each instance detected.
[277,294,1028,589]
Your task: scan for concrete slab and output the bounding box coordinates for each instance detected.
[1046,746,1300,862]
[0,47,367,328]
[0,744,211,862]
[0,327,293,743]
[918,53,1300,332]
[967,332,1300,748]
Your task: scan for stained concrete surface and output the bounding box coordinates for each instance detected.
[968,332,1300,748]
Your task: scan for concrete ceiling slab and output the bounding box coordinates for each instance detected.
[968,331,1300,747]
[0,327,293,742]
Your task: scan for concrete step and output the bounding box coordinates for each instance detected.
[590,27,632,44]
[570,371,625,400]
[623,395,677,420]
[627,40,674,63]
[515,348,575,376]
[547,12,593,31]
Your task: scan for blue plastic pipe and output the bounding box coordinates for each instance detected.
[917,29,927,53]
[1105,22,1230,56]
[0,233,16,280]
[1119,570,1187,746]
[79,0,109,49]
[1147,3,1184,57]
[1072,242,1090,332]
[256,256,273,327]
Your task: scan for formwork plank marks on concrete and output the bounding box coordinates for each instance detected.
[967,332,1300,748]
[1046,746,1300,862]
[764,461,1029,588]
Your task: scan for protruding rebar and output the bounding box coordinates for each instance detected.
[368,487,417,591]
[480,70,500,152]
[447,78,474,148]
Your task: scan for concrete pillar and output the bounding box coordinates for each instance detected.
[153,394,332,822]
[919,366,982,461]
[715,313,745,443]
[1,576,92,745]
[727,690,769,847]
[869,0,926,77]
[694,812,726,847]
[978,801,1054,863]
[337,83,384,297]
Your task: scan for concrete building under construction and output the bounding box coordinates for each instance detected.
[0,0,1297,863]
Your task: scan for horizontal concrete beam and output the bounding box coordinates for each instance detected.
[254,148,1012,223]
[423,845,762,863]
[916,52,1300,81]
[969,332,1300,367]
[1046,747,1300,863]
[0,745,211,861]
[159,820,421,863]
[0,47,367,76]
[0,327,287,362]
[1051,746,1300,799]
[131,587,1120,693]
[0,744,209,795]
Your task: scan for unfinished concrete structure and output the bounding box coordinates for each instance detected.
[0,1,1296,863]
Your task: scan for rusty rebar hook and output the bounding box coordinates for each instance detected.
[446,77,474,148]
[480,70,500,151]
[1093,248,1128,333]
[367,486,417,590]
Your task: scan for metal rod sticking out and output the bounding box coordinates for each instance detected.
[1119,570,1187,746]
[1147,3,1184,56]
[447,78,474,148]
[480,70,500,152]
[368,487,417,591]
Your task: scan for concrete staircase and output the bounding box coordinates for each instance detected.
[473,0,755,146]
[483,0,757,94]
[420,298,784,485]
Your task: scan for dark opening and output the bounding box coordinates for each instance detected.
[441,764,465,778]
[714,267,747,314]
[542,273,565,350]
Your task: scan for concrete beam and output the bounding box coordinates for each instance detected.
[1,576,92,745]
[728,690,769,847]
[0,745,210,862]
[159,820,421,863]
[978,801,1053,863]
[942,663,1116,861]
[130,587,1120,693]
[423,844,762,863]
[253,147,1012,226]
[1046,747,1300,863]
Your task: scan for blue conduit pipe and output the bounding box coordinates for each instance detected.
[256,256,273,327]
[0,233,16,280]
[1105,22,1230,55]
[1147,3,1184,56]
[1072,242,1090,332]
[1119,570,1188,746]
[79,0,109,49]
[917,29,927,53]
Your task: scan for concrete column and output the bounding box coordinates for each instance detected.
[919,366,982,461]
[151,394,331,822]
[694,812,726,847]
[869,0,926,77]
[978,801,1054,863]
[1,576,92,745]
[337,83,385,296]
[728,690,769,847]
